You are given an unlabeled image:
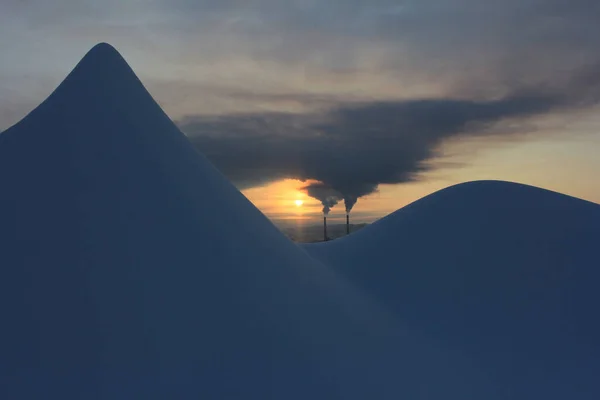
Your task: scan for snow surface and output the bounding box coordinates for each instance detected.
[304,180,600,398]
[2,42,599,399]
[0,43,496,399]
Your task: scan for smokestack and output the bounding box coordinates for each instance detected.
[346,214,350,235]
[323,216,328,241]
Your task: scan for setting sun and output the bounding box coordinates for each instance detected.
[294,199,304,207]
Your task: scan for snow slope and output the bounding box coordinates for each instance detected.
[0,43,496,399]
[304,180,600,398]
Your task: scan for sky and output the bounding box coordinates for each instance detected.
[1,0,600,226]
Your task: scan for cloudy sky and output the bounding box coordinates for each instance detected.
[1,0,600,224]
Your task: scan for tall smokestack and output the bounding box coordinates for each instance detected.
[346,214,350,235]
[323,216,328,241]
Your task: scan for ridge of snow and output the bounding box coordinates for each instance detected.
[304,179,600,398]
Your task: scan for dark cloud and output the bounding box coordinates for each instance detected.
[303,182,344,215]
[181,64,600,213]
[167,1,600,71]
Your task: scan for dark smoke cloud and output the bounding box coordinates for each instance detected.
[181,68,600,213]
[303,182,344,215]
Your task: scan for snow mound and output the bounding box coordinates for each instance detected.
[305,180,600,398]
[0,43,494,399]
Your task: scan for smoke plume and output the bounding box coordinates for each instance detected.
[183,64,600,212]
[303,182,344,214]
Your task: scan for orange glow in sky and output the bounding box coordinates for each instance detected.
[242,179,322,220]
[241,178,420,223]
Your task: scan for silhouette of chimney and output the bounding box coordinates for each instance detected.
[346,214,350,235]
[323,216,328,241]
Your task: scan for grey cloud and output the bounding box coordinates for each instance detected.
[181,66,599,212]
[155,0,600,103]
[4,0,600,106]
[0,0,137,26]
[303,183,344,215]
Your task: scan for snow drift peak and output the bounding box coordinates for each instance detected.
[2,42,176,145]
[44,42,155,108]
[87,42,122,57]
[63,42,136,85]
[1,43,463,400]
[79,42,126,66]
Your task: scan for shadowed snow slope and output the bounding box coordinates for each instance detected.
[304,180,600,398]
[0,43,498,399]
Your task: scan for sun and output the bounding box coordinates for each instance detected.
[294,199,304,207]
